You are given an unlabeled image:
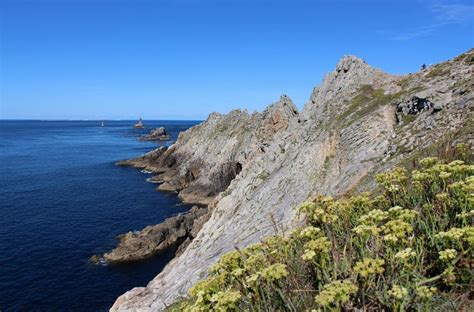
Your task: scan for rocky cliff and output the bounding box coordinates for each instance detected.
[111,49,473,311]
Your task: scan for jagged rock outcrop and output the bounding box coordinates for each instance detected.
[100,206,208,263]
[140,127,171,141]
[104,98,299,264]
[116,96,299,206]
[396,96,436,116]
[111,49,473,311]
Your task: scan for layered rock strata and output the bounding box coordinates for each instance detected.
[102,206,208,263]
[112,50,473,311]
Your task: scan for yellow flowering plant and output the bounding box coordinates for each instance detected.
[174,148,473,312]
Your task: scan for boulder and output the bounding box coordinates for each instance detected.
[396,96,435,116]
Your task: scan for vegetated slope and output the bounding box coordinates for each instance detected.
[111,49,473,311]
[173,150,473,311]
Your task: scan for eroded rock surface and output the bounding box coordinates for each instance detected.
[116,96,299,206]
[111,50,473,311]
[101,206,209,263]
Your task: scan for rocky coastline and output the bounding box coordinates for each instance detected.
[97,206,209,263]
[109,50,473,311]
[94,144,216,264]
[95,95,299,263]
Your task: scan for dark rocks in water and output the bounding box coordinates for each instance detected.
[116,146,168,169]
[140,127,171,141]
[90,254,102,264]
[116,144,216,206]
[95,206,210,263]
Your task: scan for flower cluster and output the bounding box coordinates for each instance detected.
[260,263,288,282]
[388,285,409,300]
[210,290,241,310]
[435,227,465,241]
[298,196,339,225]
[388,206,418,221]
[464,226,474,246]
[438,249,457,262]
[352,206,416,245]
[352,209,387,237]
[382,219,413,243]
[210,250,242,273]
[419,157,439,168]
[375,167,408,195]
[301,236,331,261]
[314,280,358,307]
[394,247,416,261]
[416,286,437,300]
[359,209,389,224]
[456,210,474,220]
[298,226,322,240]
[353,258,385,278]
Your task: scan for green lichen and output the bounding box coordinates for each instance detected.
[256,170,270,181]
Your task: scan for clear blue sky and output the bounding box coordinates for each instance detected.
[1,0,473,120]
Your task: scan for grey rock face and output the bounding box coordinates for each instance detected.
[111,49,473,311]
[100,206,208,263]
[300,55,398,122]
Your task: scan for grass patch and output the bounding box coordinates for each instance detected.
[397,76,413,89]
[335,85,403,128]
[426,64,451,79]
[399,114,417,124]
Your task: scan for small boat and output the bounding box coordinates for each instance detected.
[133,118,144,129]
[101,121,105,127]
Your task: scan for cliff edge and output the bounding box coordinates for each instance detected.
[111,50,473,311]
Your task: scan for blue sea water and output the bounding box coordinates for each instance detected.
[0,120,200,311]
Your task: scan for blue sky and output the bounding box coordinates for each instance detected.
[1,0,473,120]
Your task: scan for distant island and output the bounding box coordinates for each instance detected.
[140,127,171,141]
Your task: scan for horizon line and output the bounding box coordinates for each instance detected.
[0,118,204,121]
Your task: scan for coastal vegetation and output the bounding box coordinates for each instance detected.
[172,144,473,311]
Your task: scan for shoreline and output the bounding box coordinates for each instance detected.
[93,139,215,264]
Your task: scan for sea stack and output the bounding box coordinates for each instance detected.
[140,127,171,141]
[133,118,144,128]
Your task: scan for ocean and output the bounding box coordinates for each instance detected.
[0,120,200,311]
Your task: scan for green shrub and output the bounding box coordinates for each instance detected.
[173,145,473,311]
